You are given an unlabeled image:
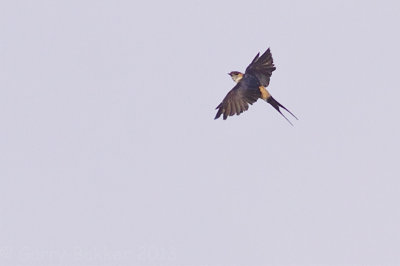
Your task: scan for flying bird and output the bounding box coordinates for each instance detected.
[214,48,298,125]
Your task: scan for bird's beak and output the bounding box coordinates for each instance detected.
[227,73,230,76]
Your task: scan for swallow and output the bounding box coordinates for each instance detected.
[214,48,298,125]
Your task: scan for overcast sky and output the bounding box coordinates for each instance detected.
[1,0,400,265]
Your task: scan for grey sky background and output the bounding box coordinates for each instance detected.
[1,0,400,265]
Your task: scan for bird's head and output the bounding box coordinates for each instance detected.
[228,71,244,83]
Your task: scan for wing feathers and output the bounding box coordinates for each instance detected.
[245,48,276,87]
[214,83,260,120]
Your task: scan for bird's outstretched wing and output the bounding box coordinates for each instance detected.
[245,48,276,87]
[215,83,260,120]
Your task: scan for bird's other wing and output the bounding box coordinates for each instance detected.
[245,48,276,87]
[214,83,260,120]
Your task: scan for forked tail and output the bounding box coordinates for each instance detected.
[266,96,298,126]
